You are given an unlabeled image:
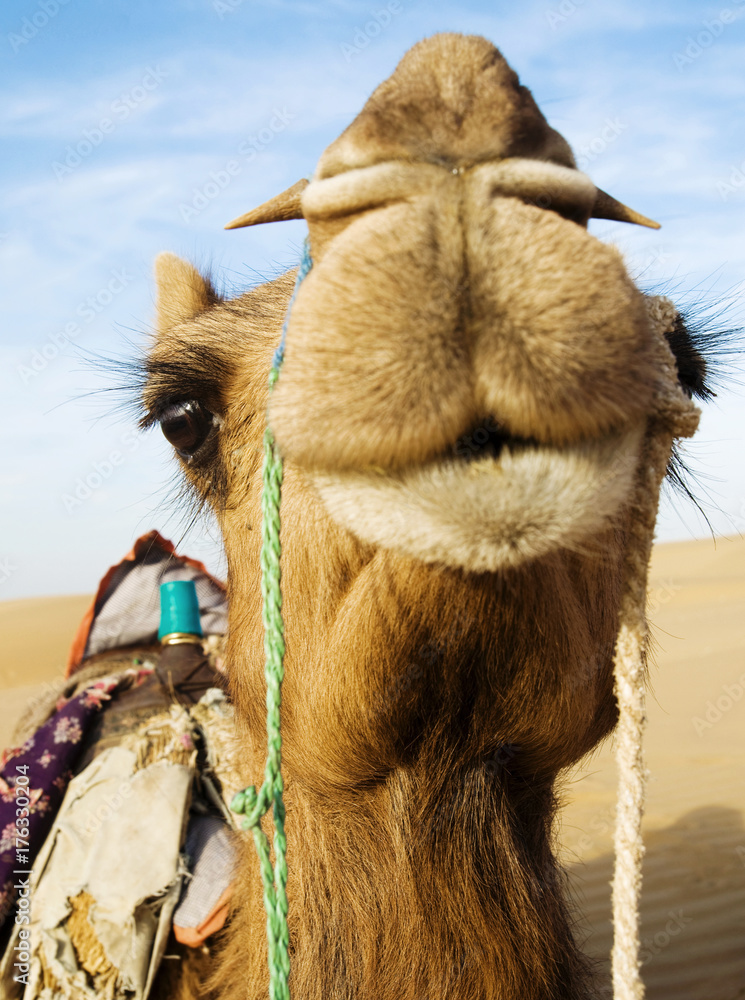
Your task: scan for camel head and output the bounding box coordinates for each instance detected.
[141,37,720,1000]
[145,32,704,580]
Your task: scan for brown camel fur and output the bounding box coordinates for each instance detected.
[143,33,707,1000]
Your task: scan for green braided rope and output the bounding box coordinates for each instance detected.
[229,371,289,1000]
[230,241,312,1000]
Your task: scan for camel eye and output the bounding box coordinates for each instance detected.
[158,401,216,458]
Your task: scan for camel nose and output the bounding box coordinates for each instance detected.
[268,175,478,473]
[268,168,656,473]
[463,170,657,445]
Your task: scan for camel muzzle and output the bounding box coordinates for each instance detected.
[265,157,658,476]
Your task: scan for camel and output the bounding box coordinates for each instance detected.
[143,33,709,1000]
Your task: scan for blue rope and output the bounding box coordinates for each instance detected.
[272,238,313,373]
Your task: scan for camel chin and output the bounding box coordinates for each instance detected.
[310,423,645,572]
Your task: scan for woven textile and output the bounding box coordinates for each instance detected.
[173,815,236,947]
[0,669,152,947]
[0,705,197,1000]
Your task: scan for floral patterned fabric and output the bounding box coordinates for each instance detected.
[0,669,151,944]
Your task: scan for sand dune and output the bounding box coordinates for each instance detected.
[0,593,92,689]
[0,593,92,748]
[559,534,745,998]
[1,536,743,996]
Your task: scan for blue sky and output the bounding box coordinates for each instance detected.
[1,0,743,599]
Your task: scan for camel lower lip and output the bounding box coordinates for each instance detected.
[310,425,646,572]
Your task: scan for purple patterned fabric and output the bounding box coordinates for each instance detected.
[0,669,151,941]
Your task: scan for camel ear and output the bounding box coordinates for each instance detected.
[154,253,218,334]
[224,178,308,229]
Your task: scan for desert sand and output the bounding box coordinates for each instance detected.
[0,593,93,749]
[1,536,743,997]
[559,534,745,999]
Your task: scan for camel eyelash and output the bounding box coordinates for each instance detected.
[139,349,229,431]
[661,300,742,516]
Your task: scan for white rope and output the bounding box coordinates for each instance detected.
[610,478,656,999]
[611,297,701,1000]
